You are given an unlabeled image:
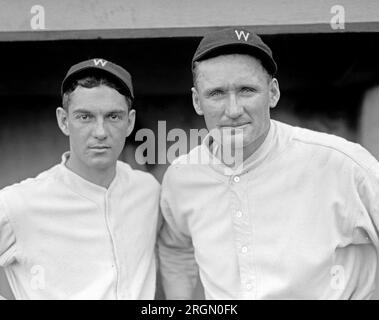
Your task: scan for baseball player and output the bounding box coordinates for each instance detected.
[0,58,160,299]
[158,27,379,299]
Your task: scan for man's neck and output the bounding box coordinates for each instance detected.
[65,156,116,189]
[214,126,270,168]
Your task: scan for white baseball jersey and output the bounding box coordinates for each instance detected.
[158,120,379,299]
[0,152,160,299]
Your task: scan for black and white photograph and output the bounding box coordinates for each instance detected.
[0,0,379,308]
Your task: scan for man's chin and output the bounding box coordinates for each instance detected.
[211,128,245,148]
[218,136,246,150]
[87,157,116,170]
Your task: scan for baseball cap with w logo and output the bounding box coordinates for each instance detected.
[192,27,277,76]
[61,58,134,99]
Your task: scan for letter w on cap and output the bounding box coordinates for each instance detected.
[93,59,107,67]
[235,30,250,41]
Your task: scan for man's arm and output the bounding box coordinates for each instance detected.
[0,269,12,300]
[349,159,379,259]
[0,197,16,299]
[158,218,198,299]
[157,174,199,300]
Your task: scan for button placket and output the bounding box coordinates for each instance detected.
[228,171,258,298]
[230,198,255,296]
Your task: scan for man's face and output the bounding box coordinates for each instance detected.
[57,85,135,172]
[192,54,280,152]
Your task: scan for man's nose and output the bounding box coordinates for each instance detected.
[93,119,107,140]
[225,93,243,119]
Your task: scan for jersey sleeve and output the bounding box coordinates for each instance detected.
[157,170,199,300]
[352,161,379,247]
[0,197,17,267]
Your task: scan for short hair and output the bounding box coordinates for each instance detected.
[192,53,273,88]
[62,74,133,111]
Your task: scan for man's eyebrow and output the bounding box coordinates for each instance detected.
[72,108,92,114]
[239,83,260,89]
[106,110,127,114]
[205,86,225,94]
[71,109,127,114]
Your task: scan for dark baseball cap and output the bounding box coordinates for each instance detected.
[61,58,134,99]
[192,27,277,76]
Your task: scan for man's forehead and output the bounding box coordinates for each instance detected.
[70,85,125,101]
[196,54,268,84]
[197,53,265,70]
[68,86,129,111]
[70,105,127,113]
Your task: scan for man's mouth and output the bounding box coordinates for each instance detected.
[89,145,110,151]
[220,123,250,129]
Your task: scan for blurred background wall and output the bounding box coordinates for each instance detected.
[1,0,379,300]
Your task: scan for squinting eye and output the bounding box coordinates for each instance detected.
[241,87,255,94]
[209,90,224,97]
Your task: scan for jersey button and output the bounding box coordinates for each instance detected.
[246,282,254,290]
[233,176,240,183]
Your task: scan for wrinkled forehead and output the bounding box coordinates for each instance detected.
[195,54,270,85]
[197,53,266,71]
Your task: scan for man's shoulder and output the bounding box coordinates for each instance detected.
[116,161,160,190]
[0,164,60,198]
[162,145,209,189]
[166,145,205,173]
[290,124,378,171]
[172,145,205,166]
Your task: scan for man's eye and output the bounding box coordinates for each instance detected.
[241,87,255,94]
[78,114,90,120]
[109,114,121,121]
[209,90,224,97]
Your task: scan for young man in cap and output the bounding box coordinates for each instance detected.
[0,58,160,299]
[158,28,379,299]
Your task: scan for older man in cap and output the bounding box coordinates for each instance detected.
[158,27,379,299]
[0,58,160,299]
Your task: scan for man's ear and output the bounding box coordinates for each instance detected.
[56,107,70,136]
[126,108,136,137]
[269,78,280,109]
[192,87,204,116]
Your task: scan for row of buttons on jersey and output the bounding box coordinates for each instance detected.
[231,174,255,293]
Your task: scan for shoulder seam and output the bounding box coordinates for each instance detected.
[292,136,371,172]
[1,166,59,192]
